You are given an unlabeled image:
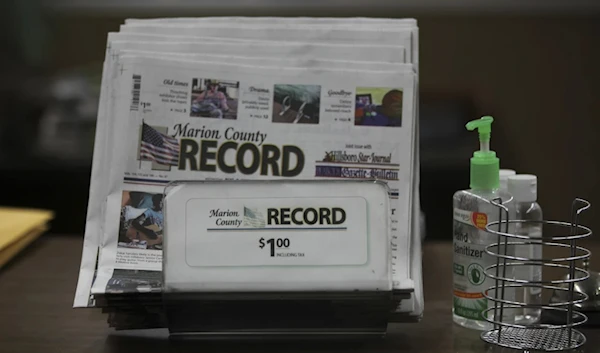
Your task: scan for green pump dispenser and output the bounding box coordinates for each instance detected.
[465,116,499,190]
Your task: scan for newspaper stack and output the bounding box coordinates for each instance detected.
[73,17,422,329]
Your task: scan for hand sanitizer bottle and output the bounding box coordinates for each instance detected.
[507,174,543,325]
[453,116,515,330]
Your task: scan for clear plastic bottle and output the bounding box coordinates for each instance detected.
[453,190,515,330]
[507,174,543,325]
[453,116,515,330]
[499,169,516,192]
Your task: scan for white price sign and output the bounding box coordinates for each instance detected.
[185,197,368,267]
[163,180,391,292]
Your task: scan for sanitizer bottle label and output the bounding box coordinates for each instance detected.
[452,208,492,321]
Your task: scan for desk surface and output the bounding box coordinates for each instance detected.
[0,235,597,353]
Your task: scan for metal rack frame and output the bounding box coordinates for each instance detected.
[480,198,592,352]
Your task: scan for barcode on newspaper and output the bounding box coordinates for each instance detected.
[130,74,141,111]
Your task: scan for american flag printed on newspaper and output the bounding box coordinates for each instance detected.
[243,207,266,228]
[140,123,180,166]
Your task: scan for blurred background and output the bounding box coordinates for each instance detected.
[1,0,599,241]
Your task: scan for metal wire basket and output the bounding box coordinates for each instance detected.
[480,198,592,352]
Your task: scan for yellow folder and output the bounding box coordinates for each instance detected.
[0,207,54,268]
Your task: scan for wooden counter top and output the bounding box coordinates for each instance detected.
[0,235,597,353]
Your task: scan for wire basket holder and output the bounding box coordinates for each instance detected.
[480,198,592,352]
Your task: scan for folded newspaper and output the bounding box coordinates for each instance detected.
[74,17,423,328]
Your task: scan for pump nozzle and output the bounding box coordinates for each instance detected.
[465,116,499,190]
[466,116,493,143]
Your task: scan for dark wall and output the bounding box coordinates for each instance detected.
[417,17,600,232]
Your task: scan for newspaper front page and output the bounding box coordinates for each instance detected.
[89,55,416,301]
[73,37,409,306]
[74,18,422,319]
